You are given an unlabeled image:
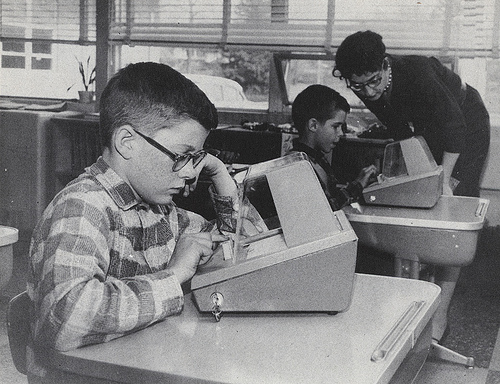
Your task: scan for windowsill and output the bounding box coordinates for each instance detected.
[0,96,98,115]
[0,95,69,105]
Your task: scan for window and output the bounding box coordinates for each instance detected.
[2,55,25,69]
[113,45,270,109]
[274,54,356,107]
[0,0,96,98]
[31,57,51,70]
[0,0,499,115]
[109,0,500,113]
[109,0,500,56]
[1,26,26,69]
[3,41,25,53]
[486,58,500,117]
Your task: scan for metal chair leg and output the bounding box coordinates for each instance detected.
[394,258,475,369]
[394,257,421,279]
[410,260,420,279]
[394,258,403,277]
[430,340,475,368]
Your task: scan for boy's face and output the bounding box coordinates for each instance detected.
[314,109,347,154]
[127,119,209,205]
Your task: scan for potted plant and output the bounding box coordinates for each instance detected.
[67,56,96,103]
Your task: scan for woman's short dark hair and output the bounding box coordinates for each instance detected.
[99,62,218,148]
[334,30,386,79]
[292,84,350,136]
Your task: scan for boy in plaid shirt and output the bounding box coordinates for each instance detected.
[27,62,248,381]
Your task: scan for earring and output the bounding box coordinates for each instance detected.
[382,58,389,71]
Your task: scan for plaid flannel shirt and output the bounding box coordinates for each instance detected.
[27,157,237,354]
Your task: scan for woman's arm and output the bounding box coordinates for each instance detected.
[441,151,460,195]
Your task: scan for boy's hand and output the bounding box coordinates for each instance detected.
[356,165,378,188]
[167,232,228,284]
[442,183,454,196]
[179,153,237,198]
[181,177,198,198]
[199,153,238,197]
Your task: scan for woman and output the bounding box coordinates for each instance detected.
[334,30,490,197]
[333,30,490,343]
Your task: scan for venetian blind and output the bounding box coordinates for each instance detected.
[0,0,96,44]
[109,0,500,57]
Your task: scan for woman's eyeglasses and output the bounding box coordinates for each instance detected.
[133,129,207,172]
[332,60,387,92]
[345,72,383,92]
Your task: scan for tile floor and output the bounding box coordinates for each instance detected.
[415,222,500,384]
[1,190,499,384]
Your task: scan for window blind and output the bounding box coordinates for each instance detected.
[1,0,498,56]
[109,0,500,57]
[0,0,96,44]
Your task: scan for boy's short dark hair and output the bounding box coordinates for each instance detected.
[292,84,350,136]
[99,62,218,148]
[334,30,386,79]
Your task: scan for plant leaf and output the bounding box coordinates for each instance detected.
[79,62,86,86]
[88,67,96,85]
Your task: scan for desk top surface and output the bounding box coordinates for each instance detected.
[344,196,489,230]
[51,274,440,384]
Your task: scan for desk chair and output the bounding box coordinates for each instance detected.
[6,290,30,375]
[7,292,113,384]
[396,259,475,369]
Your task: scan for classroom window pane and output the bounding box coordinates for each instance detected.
[31,57,51,70]
[32,42,52,54]
[113,45,270,110]
[2,55,25,68]
[2,41,25,53]
[485,58,500,116]
[282,58,362,108]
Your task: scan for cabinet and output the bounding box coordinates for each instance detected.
[205,126,296,164]
[0,110,56,292]
[0,110,55,241]
[48,116,101,199]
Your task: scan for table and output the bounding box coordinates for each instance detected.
[343,196,489,278]
[49,274,440,384]
[343,196,488,368]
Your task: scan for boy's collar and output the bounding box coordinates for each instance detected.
[88,157,160,211]
[292,139,325,160]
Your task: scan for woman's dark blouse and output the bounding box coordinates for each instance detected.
[362,55,489,164]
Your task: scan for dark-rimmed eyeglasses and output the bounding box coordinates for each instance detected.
[332,59,387,92]
[335,122,348,134]
[345,72,383,92]
[133,129,207,172]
